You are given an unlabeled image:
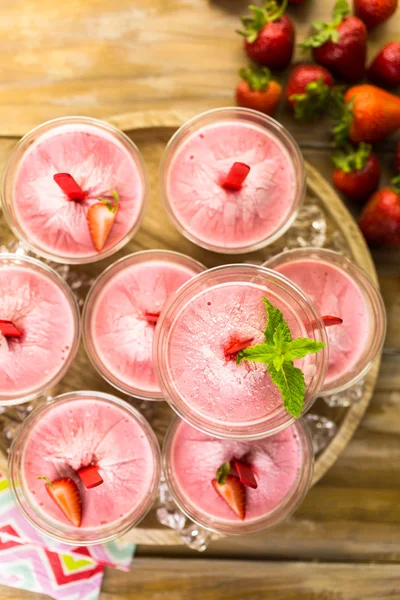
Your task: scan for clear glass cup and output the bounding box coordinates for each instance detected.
[1,116,148,264]
[264,248,387,396]
[163,416,314,535]
[9,391,161,545]
[82,250,206,400]
[160,107,305,254]
[0,253,80,406]
[154,264,328,439]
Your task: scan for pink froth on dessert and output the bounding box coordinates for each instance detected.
[166,283,308,425]
[84,252,204,399]
[274,259,370,387]
[167,419,304,527]
[163,111,302,253]
[6,118,146,262]
[22,396,159,531]
[0,258,78,403]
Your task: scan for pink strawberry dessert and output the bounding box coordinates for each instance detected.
[9,392,161,544]
[83,251,205,399]
[160,108,304,253]
[2,117,147,263]
[0,255,80,405]
[163,418,313,534]
[266,249,386,393]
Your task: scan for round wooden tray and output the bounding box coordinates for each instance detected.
[0,109,381,546]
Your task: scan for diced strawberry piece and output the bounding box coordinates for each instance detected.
[53,173,86,201]
[212,475,246,520]
[224,336,254,357]
[144,311,160,324]
[221,163,250,191]
[322,315,343,327]
[39,477,82,527]
[77,465,103,489]
[233,460,258,489]
[87,202,119,252]
[0,320,23,338]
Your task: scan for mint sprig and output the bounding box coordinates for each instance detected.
[236,297,325,418]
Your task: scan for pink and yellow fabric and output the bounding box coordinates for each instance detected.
[0,474,136,600]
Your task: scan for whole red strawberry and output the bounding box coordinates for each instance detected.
[302,0,367,82]
[354,0,398,29]
[367,42,400,88]
[332,143,381,202]
[359,175,400,245]
[286,64,335,119]
[239,0,295,70]
[236,66,282,115]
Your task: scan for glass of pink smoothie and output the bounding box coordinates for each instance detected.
[9,391,161,544]
[154,265,328,439]
[160,107,305,254]
[265,248,386,395]
[1,117,148,264]
[163,417,313,535]
[0,254,80,405]
[83,250,206,400]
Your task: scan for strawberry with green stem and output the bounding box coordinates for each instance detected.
[301,0,367,82]
[359,175,400,246]
[332,142,381,203]
[367,42,400,89]
[236,65,282,115]
[87,190,119,252]
[212,463,246,520]
[236,298,326,418]
[333,85,400,145]
[238,0,295,71]
[286,64,336,120]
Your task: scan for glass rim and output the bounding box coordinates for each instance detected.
[154,263,328,439]
[162,416,314,535]
[0,253,81,405]
[264,247,387,395]
[1,115,149,265]
[159,106,306,254]
[8,390,162,545]
[82,249,207,400]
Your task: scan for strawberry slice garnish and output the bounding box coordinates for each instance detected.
[233,460,258,489]
[87,190,119,252]
[0,320,23,338]
[212,475,246,520]
[224,336,255,358]
[322,315,343,327]
[38,476,82,527]
[77,465,103,489]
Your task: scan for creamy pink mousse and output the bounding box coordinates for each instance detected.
[22,398,157,529]
[166,120,296,250]
[275,259,369,386]
[90,258,200,396]
[0,265,75,401]
[13,123,145,259]
[167,283,308,426]
[170,420,301,523]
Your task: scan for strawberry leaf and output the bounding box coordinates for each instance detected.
[332,142,371,173]
[238,0,288,41]
[301,0,349,50]
[239,65,272,92]
[290,77,333,121]
[392,174,400,194]
[332,98,354,148]
[216,462,230,485]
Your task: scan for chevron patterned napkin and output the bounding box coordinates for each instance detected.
[0,474,136,600]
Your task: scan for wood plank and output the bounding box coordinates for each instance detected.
[100,559,400,599]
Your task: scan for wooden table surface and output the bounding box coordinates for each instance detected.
[0,1,399,598]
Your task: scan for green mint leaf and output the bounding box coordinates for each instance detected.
[236,343,276,365]
[284,338,326,361]
[262,297,292,344]
[268,361,305,418]
[273,354,285,372]
[216,462,230,485]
